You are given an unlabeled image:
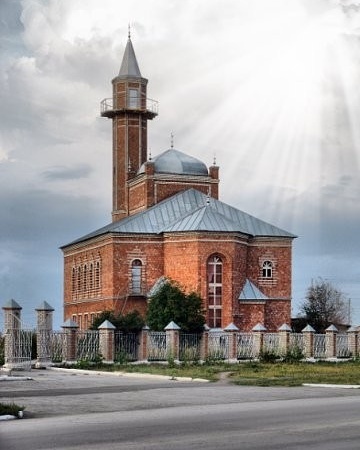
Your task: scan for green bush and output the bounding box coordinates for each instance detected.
[90,310,145,333]
[0,402,25,417]
[259,349,279,363]
[282,345,304,363]
[147,279,205,332]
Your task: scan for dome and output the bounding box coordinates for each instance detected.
[138,149,208,176]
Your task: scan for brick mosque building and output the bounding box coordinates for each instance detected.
[61,35,296,331]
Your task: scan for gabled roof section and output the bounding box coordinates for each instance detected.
[239,279,268,302]
[117,37,142,79]
[62,189,296,247]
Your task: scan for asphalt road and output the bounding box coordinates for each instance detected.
[1,368,360,450]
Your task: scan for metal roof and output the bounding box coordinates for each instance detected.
[138,148,209,176]
[117,37,142,79]
[63,188,296,247]
[238,279,268,301]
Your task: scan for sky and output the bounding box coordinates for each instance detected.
[1,0,360,330]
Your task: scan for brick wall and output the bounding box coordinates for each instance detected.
[63,231,292,332]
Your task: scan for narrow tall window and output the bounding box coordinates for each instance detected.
[95,261,101,289]
[72,268,76,296]
[131,259,142,294]
[77,267,81,293]
[207,255,223,328]
[89,263,94,291]
[128,89,139,108]
[83,264,87,293]
[262,261,273,278]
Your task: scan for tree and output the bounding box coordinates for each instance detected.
[146,279,206,333]
[90,310,145,333]
[299,278,350,332]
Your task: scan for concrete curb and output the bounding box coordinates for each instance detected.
[48,366,209,383]
[303,383,360,389]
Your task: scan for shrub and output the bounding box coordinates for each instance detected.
[147,279,206,332]
[282,345,304,363]
[259,349,279,363]
[0,402,25,418]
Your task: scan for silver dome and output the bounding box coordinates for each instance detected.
[138,149,208,176]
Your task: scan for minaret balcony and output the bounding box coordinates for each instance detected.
[100,97,158,119]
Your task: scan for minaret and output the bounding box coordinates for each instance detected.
[101,32,158,222]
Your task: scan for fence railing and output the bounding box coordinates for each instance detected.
[2,316,360,369]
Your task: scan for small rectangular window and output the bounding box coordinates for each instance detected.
[128,89,139,109]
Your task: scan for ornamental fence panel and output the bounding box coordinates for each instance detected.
[208,332,229,360]
[76,330,100,362]
[51,331,66,363]
[314,334,326,358]
[236,333,255,359]
[336,334,350,358]
[4,329,33,370]
[147,331,168,361]
[114,332,138,362]
[263,333,280,354]
[179,333,201,361]
[289,333,304,352]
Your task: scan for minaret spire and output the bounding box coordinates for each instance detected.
[101,33,158,222]
[118,29,142,78]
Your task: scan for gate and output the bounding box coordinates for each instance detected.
[3,313,33,370]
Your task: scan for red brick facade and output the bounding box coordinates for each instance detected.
[62,37,295,332]
[63,231,293,331]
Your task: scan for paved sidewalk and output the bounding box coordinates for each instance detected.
[0,367,206,419]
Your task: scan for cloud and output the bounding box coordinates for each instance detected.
[1,0,360,327]
[41,164,93,181]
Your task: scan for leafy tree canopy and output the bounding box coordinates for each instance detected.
[146,279,206,333]
[90,310,145,333]
[299,278,350,332]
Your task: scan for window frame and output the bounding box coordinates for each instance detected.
[207,255,223,328]
[262,260,273,278]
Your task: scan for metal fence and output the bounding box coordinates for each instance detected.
[147,331,168,361]
[3,326,359,368]
[51,331,66,363]
[114,332,138,362]
[337,334,350,358]
[263,333,280,354]
[314,334,326,358]
[208,332,229,360]
[4,329,33,370]
[179,333,201,361]
[76,330,100,361]
[237,333,256,359]
[289,333,304,352]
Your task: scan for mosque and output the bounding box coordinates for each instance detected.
[61,34,296,331]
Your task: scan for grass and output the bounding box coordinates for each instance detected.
[0,402,25,417]
[64,358,360,386]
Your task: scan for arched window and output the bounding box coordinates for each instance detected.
[131,259,142,294]
[207,255,223,328]
[89,263,94,291]
[72,268,76,296]
[83,264,87,293]
[77,267,81,293]
[95,261,101,289]
[262,261,273,278]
